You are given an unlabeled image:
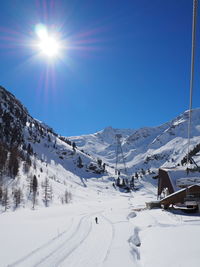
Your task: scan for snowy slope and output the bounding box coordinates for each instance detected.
[1,87,200,267]
[0,86,107,209]
[1,180,200,267]
[68,109,200,175]
[1,84,200,208]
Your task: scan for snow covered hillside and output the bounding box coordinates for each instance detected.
[1,84,200,210]
[0,86,107,210]
[68,109,200,176]
[1,87,200,267]
[1,180,200,267]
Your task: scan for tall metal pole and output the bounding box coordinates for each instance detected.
[187,0,198,167]
[115,134,128,176]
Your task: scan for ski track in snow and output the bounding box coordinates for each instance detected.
[48,216,93,267]
[8,213,94,267]
[100,214,115,263]
[57,211,115,267]
[7,218,74,267]
[4,181,200,267]
[7,210,113,267]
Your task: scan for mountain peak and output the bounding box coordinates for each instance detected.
[68,108,200,173]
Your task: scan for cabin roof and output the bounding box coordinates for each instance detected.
[160,167,200,192]
[160,184,200,205]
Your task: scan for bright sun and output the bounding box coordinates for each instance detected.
[35,24,61,58]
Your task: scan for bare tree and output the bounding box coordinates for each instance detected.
[2,187,9,211]
[13,188,23,209]
[42,177,53,207]
[64,190,72,204]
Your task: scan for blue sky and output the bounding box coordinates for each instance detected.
[0,0,199,136]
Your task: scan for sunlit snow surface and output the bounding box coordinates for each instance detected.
[1,178,200,267]
[68,109,200,173]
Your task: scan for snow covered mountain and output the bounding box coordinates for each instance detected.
[68,109,200,176]
[0,86,107,209]
[1,84,200,210]
[1,87,200,267]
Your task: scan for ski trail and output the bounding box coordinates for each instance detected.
[59,212,114,267]
[101,214,115,263]
[8,211,104,267]
[8,215,89,267]
[54,220,92,266]
[36,210,104,267]
[33,214,92,267]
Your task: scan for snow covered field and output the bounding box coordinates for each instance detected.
[1,179,200,267]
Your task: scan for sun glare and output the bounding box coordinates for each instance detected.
[38,36,60,57]
[35,24,61,58]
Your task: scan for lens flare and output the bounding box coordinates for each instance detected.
[35,24,61,58]
[35,24,48,39]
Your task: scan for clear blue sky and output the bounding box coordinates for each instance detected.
[0,0,200,136]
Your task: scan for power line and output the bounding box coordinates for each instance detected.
[187,0,198,166]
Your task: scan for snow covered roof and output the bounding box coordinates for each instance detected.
[161,167,200,191]
[161,184,200,203]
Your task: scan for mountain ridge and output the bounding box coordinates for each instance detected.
[68,108,200,175]
[0,85,108,210]
[1,84,200,210]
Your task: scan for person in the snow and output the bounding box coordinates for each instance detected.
[95,217,98,224]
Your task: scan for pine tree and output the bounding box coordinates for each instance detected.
[72,142,76,151]
[8,147,19,178]
[97,158,102,167]
[122,178,126,187]
[0,143,8,176]
[0,186,2,204]
[32,175,38,209]
[116,177,121,186]
[23,154,31,174]
[22,143,27,150]
[77,156,83,168]
[27,143,33,155]
[53,140,56,149]
[130,176,134,188]
[102,163,106,172]
[141,168,146,175]
[48,134,51,142]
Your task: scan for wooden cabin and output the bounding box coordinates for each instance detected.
[160,184,200,209]
[157,168,200,211]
